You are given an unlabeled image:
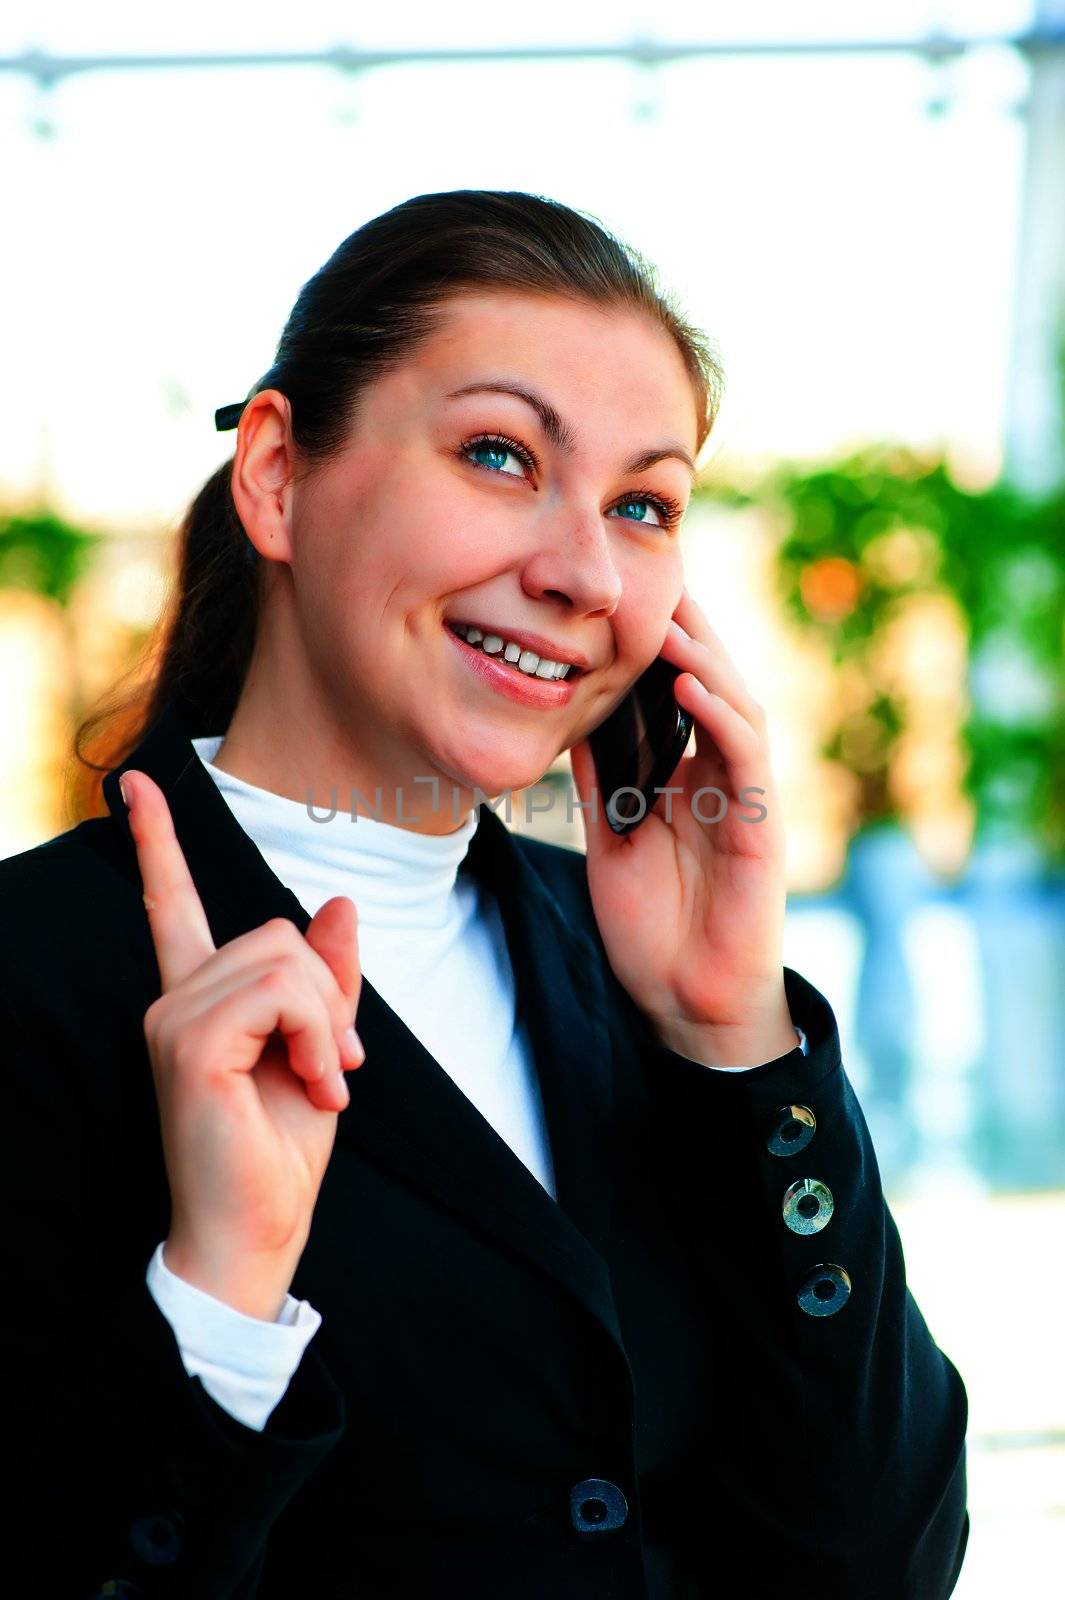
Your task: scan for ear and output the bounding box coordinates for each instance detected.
[230,390,297,565]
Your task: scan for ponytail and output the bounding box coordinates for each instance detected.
[153,458,261,735]
[72,458,262,817]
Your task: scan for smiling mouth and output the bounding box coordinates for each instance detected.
[445,621,583,682]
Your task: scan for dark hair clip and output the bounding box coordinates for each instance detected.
[215,401,247,432]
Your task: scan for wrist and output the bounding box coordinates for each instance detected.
[651,986,800,1070]
[162,1234,300,1323]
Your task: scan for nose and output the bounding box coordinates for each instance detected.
[519,509,623,620]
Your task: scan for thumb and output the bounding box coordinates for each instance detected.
[305,895,362,1013]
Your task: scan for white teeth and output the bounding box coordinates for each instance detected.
[450,621,574,681]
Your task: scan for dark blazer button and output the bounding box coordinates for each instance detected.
[782,1177,834,1235]
[766,1103,816,1156]
[87,1583,146,1598]
[128,1511,183,1565]
[569,1478,629,1535]
[797,1263,852,1317]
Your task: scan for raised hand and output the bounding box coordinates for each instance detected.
[121,768,366,1320]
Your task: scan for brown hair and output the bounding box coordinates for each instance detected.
[73,187,723,814]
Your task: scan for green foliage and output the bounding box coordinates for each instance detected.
[698,448,1065,865]
[0,510,102,606]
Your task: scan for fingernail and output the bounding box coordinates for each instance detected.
[119,774,131,808]
[335,1069,350,1108]
[343,1025,365,1064]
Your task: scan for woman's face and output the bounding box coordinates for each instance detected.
[241,289,701,830]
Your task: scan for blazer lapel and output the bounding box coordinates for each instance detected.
[458,803,617,1264]
[102,703,627,1363]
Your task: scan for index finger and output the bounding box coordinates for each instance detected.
[673,586,727,655]
[120,768,217,990]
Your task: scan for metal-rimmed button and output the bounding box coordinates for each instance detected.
[797,1263,852,1317]
[782,1177,834,1235]
[129,1512,182,1566]
[568,1478,629,1535]
[766,1103,817,1157]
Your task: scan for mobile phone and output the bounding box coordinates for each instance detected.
[586,655,694,835]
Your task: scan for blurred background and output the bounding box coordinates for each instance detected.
[2,2,1062,1590]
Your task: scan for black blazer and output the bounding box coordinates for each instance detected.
[2,699,968,1599]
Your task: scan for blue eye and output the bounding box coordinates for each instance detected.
[460,432,534,479]
[471,443,513,472]
[611,496,667,528]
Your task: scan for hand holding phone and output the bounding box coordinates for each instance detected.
[571,588,793,1066]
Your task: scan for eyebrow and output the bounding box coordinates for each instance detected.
[444,379,696,477]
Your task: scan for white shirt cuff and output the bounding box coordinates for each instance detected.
[146,1241,322,1432]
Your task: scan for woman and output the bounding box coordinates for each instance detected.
[2,189,968,1598]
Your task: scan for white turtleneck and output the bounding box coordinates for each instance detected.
[145,734,805,1433]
